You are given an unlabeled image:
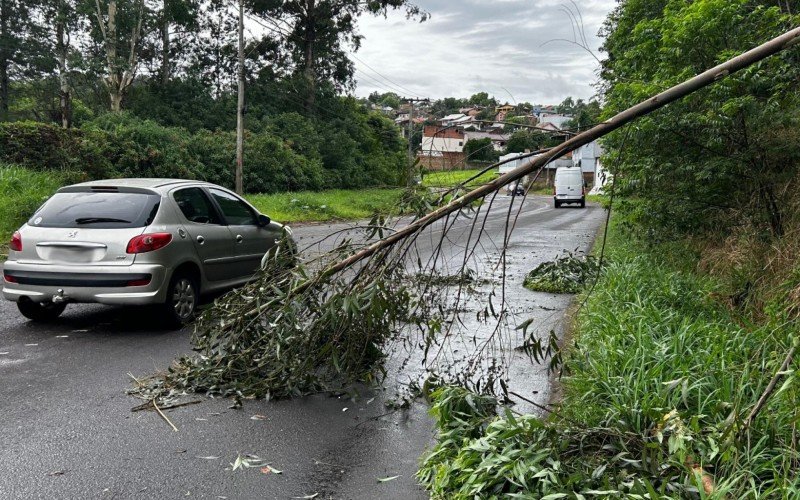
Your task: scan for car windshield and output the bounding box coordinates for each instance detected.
[29,191,161,229]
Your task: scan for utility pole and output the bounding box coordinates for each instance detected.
[405,97,428,185]
[235,0,244,195]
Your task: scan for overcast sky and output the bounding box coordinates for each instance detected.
[348,0,616,105]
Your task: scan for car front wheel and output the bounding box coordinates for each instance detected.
[17,299,67,322]
[163,273,198,328]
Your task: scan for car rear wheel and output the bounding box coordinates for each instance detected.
[17,299,67,322]
[163,272,198,328]
[554,200,561,208]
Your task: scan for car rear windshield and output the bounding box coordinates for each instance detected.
[29,191,161,229]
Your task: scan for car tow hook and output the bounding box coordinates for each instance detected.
[52,289,67,304]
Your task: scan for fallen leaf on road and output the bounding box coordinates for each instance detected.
[292,494,319,499]
[24,343,38,346]
[250,414,267,420]
[56,335,69,338]
[196,456,220,460]
[377,475,400,483]
[260,466,283,474]
[195,418,208,421]
[0,352,9,355]
[342,407,348,412]
[47,470,67,476]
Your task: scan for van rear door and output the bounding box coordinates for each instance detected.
[555,169,583,199]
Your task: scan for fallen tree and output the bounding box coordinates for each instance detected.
[131,25,800,404]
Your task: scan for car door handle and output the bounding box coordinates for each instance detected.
[236,235,243,243]
[196,235,205,245]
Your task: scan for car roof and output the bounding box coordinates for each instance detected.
[65,178,219,193]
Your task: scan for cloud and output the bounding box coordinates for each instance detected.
[349,0,615,104]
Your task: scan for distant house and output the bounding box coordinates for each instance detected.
[464,130,510,151]
[537,112,572,129]
[573,140,605,188]
[421,125,465,153]
[495,104,515,114]
[440,113,474,127]
[537,122,562,132]
[494,103,516,123]
[419,125,468,170]
[459,106,483,117]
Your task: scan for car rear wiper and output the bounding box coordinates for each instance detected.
[74,217,131,224]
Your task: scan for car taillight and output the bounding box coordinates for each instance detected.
[3,273,17,283]
[126,233,172,254]
[9,231,21,252]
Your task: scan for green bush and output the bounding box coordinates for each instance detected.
[0,121,113,179]
[0,108,406,194]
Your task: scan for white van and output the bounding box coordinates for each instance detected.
[553,166,586,208]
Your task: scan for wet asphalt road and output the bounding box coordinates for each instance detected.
[0,195,605,499]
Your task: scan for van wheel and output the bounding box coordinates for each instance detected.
[18,299,67,322]
[580,197,586,208]
[554,200,561,208]
[163,272,198,328]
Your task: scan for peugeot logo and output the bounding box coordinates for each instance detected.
[67,230,78,238]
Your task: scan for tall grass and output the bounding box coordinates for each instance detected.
[422,168,497,188]
[418,220,800,498]
[0,165,64,255]
[245,188,403,223]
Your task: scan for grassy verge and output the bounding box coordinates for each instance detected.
[418,219,800,498]
[422,168,497,188]
[0,165,65,258]
[245,188,403,224]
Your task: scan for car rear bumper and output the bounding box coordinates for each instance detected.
[554,195,584,202]
[2,262,169,305]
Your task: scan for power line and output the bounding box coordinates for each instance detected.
[350,53,422,99]
[353,68,417,100]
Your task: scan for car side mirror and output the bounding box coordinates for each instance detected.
[257,214,271,227]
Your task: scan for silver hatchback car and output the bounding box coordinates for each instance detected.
[2,179,292,326]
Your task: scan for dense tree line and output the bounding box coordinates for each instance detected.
[0,0,424,192]
[601,0,800,238]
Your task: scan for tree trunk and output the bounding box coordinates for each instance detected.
[161,0,169,84]
[110,91,122,112]
[0,0,9,122]
[302,0,316,114]
[56,0,71,128]
[95,0,144,112]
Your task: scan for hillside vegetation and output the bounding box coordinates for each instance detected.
[419,1,800,497]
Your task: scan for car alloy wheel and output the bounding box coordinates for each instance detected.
[172,277,196,321]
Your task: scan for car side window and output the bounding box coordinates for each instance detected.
[209,188,257,226]
[173,187,222,225]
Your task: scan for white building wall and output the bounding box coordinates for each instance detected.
[421,136,465,154]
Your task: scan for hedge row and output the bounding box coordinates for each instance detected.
[0,119,328,193]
